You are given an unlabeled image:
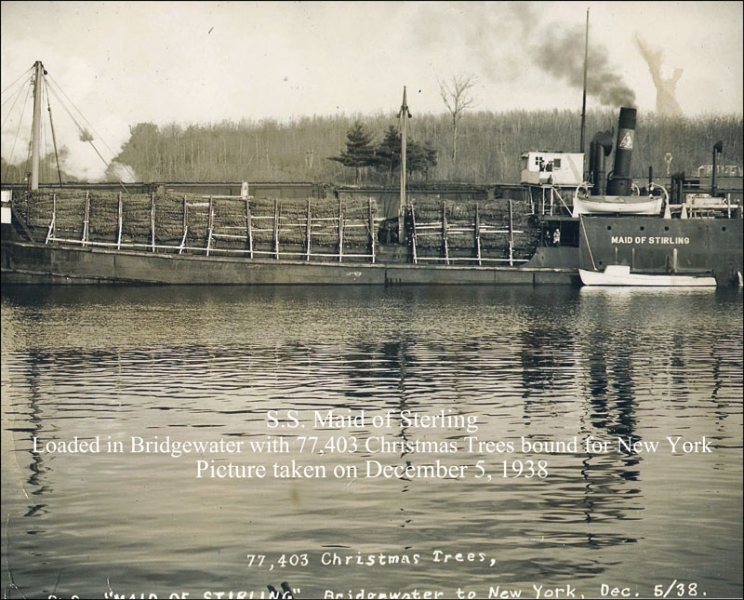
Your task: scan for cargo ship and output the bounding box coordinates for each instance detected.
[2,62,742,286]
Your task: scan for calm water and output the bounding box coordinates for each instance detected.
[1,284,742,599]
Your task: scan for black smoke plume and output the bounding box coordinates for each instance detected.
[412,2,636,109]
[535,25,636,108]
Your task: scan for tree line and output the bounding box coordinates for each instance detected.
[3,110,742,186]
[329,122,438,184]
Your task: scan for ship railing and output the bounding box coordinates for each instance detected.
[26,192,382,262]
[44,234,531,265]
[408,198,526,266]
[413,256,529,264]
[522,183,574,216]
[43,235,377,262]
[412,227,525,238]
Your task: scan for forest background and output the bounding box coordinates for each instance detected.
[2,108,742,187]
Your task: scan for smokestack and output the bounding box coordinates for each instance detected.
[590,130,613,195]
[711,140,723,196]
[607,107,636,196]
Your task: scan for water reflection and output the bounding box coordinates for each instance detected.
[1,284,741,598]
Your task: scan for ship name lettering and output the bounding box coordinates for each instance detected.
[610,236,691,245]
[648,236,690,244]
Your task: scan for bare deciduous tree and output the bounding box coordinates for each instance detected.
[439,75,478,175]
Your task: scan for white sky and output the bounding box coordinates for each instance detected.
[1,1,742,179]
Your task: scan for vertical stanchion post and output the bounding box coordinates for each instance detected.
[508,198,514,266]
[368,197,375,263]
[46,193,57,244]
[337,194,344,262]
[245,198,253,258]
[410,204,418,265]
[306,198,312,261]
[441,200,449,265]
[150,191,156,252]
[117,192,123,249]
[474,202,481,266]
[273,198,280,259]
[82,191,90,246]
[206,195,214,256]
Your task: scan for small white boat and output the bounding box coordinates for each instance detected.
[579,265,717,287]
[572,182,667,217]
[572,194,663,217]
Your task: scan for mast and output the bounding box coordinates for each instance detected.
[579,9,589,155]
[31,60,45,191]
[397,86,410,243]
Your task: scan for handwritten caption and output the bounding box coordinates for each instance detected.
[45,578,708,599]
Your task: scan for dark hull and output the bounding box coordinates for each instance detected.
[0,237,578,286]
[579,216,743,287]
[3,217,741,287]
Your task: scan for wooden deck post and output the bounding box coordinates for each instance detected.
[178,199,188,255]
[273,198,280,259]
[337,194,344,262]
[441,200,449,265]
[245,197,253,258]
[82,191,90,246]
[508,198,514,266]
[410,204,418,265]
[150,191,156,252]
[45,193,56,244]
[305,198,312,261]
[368,197,375,263]
[117,192,123,249]
[474,202,482,266]
[206,195,214,256]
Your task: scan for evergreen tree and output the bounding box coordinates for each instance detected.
[406,139,438,179]
[328,121,376,184]
[373,125,402,182]
[372,125,438,182]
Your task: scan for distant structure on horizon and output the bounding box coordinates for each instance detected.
[635,35,684,117]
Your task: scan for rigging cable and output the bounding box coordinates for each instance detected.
[43,76,64,185]
[44,79,111,173]
[45,73,136,182]
[2,82,33,183]
[0,64,34,104]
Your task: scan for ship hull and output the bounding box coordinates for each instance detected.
[0,238,578,286]
[3,216,741,287]
[578,216,743,287]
